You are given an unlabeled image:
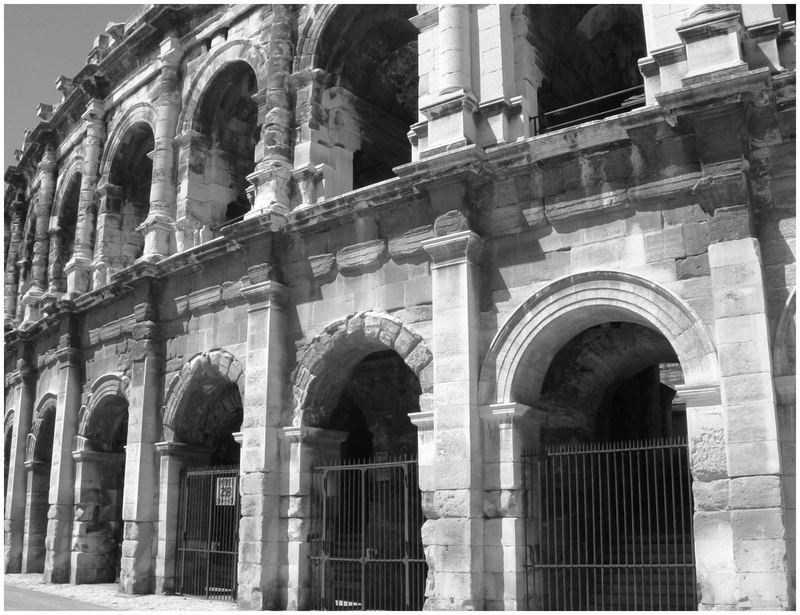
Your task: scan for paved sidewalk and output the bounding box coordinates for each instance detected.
[4,574,237,611]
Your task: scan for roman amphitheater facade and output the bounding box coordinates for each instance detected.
[4,4,796,610]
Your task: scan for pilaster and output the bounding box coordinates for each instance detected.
[120,301,162,594]
[153,441,212,594]
[279,426,347,610]
[4,191,27,325]
[43,345,82,583]
[4,360,37,572]
[70,448,126,584]
[237,279,290,609]
[479,403,540,611]
[421,229,485,609]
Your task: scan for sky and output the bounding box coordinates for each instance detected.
[4,4,137,171]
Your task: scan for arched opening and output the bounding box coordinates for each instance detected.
[192,61,258,230]
[310,348,426,610]
[164,351,244,601]
[521,321,695,610]
[23,401,56,573]
[107,122,154,267]
[51,173,81,293]
[314,5,418,193]
[74,394,128,584]
[4,416,13,499]
[525,5,646,131]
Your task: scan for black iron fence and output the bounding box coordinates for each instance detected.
[522,437,696,611]
[533,85,646,135]
[309,457,426,610]
[175,465,240,601]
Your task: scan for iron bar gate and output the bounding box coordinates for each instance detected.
[309,457,426,610]
[175,465,240,601]
[522,437,696,611]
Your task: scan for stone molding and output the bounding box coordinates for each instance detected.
[422,230,484,269]
[336,239,387,275]
[154,441,213,460]
[674,383,722,407]
[232,431,244,445]
[71,449,125,464]
[55,346,81,368]
[408,410,433,431]
[279,425,347,448]
[24,459,49,474]
[478,402,534,425]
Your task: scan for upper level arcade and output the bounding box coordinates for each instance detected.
[2,4,796,330]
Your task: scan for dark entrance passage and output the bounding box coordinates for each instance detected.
[309,458,426,610]
[522,437,696,610]
[175,466,240,601]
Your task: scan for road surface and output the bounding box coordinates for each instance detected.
[4,584,110,611]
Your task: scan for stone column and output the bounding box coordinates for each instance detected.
[708,237,789,608]
[64,101,105,296]
[421,230,485,609]
[140,32,181,261]
[22,459,51,573]
[4,192,27,325]
[479,403,538,611]
[247,4,294,220]
[279,426,347,610]
[120,318,162,594]
[153,442,211,594]
[70,444,126,584]
[237,280,289,609]
[4,360,36,572]
[173,130,208,252]
[45,228,67,296]
[438,4,472,96]
[676,384,737,609]
[21,146,57,323]
[91,178,123,288]
[43,346,82,583]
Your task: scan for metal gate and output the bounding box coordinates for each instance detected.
[522,437,696,611]
[309,458,426,610]
[175,466,240,601]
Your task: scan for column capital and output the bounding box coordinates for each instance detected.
[240,280,290,309]
[279,425,347,448]
[72,449,125,464]
[154,440,212,462]
[422,230,484,268]
[409,410,434,431]
[81,99,106,123]
[479,402,537,426]
[55,346,81,368]
[675,383,722,407]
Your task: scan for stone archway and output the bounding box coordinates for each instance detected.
[71,374,129,584]
[480,270,719,408]
[284,311,432,609]
[292,310,433,427]
[156,348,245,597]
[479,270,722,610]
[22,395,56,574]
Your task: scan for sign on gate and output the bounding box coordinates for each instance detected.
[176,466,240,601]
[215,476,236,506]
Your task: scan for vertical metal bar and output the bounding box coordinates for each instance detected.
[657,443,665,610]
[559,452,565,609]
[533,455,550,610]
[677,443,688,610]
[590,446,597,611]
[360,467,366,610]
[628,448,637,610]
[582,450,588,611]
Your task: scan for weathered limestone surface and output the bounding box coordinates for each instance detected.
[2,4,795,612]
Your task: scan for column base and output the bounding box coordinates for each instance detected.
[43,506,74,583]
[119,520,155,594]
